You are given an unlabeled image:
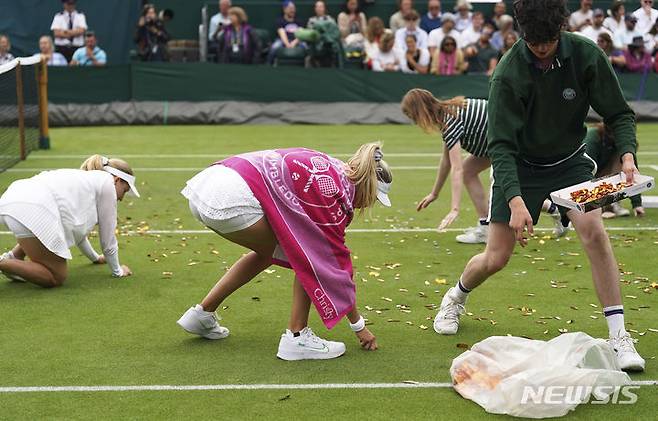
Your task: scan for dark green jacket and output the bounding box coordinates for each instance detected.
[488,32,637,201]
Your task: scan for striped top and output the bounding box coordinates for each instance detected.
[442,98,488,157]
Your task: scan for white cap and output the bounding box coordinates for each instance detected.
[377,180,392,207]
[101,157,140,198]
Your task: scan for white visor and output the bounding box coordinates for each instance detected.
[103,166,141,198]
[377,180,392,207]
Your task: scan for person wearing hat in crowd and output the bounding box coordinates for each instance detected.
[604,1,626,33]
[0,155,138,287]
[578,8,612,43]
[632,0,658,33]
[454,0,473,32]
[568,0,594,31]
[613,14,643,50]
[395,9,429,51]
[70,31,107,66]
[420,0,443,33]
[50,0,88,62]
[490,14,516,50]
[622,35,653,71]
[428,12,463,56]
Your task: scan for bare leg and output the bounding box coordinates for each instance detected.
[567,209,622,307]
[288,277,311,332]
[460,222,516,290]
[10,244,25,260]
[0,238,67,288]
[462,156,491,220]
[199,217,278,312]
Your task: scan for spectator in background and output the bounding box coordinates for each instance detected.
[579,8,612,43]
[135,4,170,62]
[268,1,305,64]
[217,7,260,64]
[308,1,335,28]
[460,11,484,47]
[453,0,473,33]
[209,0,231,43]
[399,34,430,73]
[463,23,497,75]
[364,16,385,66]
[569,0,594,32]
[35,35,67,66]
[497,31,518,60]
[488,1,507,29]
[420,0,442,33]
[490,14,515,50]
[623,35,653,72]
[50,0,87,62]
[598,32,626,70]
[428,13,462,56]
[0,35,14,65]
[390,0,414,32]
[70,31,106,66]
[338,0,367,40]
[614,15,643,50]
[645,18,658,53]
[371,30,400,71]
[395,10,428,51]
[430,35,467,75]
[604,1,626,33]
[632,0,658,33]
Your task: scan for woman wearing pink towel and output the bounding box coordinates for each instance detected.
[177,143,393,361]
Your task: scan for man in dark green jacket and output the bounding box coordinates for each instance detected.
[433,0,645,372]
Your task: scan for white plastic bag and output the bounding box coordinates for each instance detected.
[450,332,631,418]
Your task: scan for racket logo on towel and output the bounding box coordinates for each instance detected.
[293,156,340,198]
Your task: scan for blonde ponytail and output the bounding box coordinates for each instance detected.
[346,142,392,211]
[401,88,466,133]
[80,154,134,175]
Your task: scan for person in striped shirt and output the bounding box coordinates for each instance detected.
[401,88,567,243]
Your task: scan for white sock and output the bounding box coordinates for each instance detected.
[450,278,471,304]
[603,305,627,338]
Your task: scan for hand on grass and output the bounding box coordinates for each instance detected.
[509,196,533,247]
[417,193,437,211]
[356,327,378,351]
[94,255,106,264]
[634,206,645,217]
[120,264,133,277]
[438,209,459,231]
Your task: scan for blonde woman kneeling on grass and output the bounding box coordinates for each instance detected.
[0,155,137,287]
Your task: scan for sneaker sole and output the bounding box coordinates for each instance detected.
[620,362,645,372]
[176,319,230,340]
[276,349,346,361]
[433,324,458,335]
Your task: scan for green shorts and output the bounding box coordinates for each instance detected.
[489,152,597,225]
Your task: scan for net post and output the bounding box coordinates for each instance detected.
[16,62,26,160]
[38,58,50,149]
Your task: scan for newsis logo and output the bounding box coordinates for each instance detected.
[520,385,639,405]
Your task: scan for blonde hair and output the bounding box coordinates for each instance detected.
[229,6,248,24]
[346,142,392,211]
[380,30,395,52]
[401,88,466,133]
[80,154,134,175]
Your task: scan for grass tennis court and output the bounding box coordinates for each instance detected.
[0,124,657,419]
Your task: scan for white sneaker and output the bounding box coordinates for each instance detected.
[0,252,25,282]
[550,212,570,238]
[176,304,230,340]
[611,202,630,217]
[455,225,488,244]
[276,327,346,361]
[608,332,645,372]
[434,288,465,335]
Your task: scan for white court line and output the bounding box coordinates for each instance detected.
[1,227,656,236]
[649,165,658,171]
[24,152,658,159]
[0,381,656,393]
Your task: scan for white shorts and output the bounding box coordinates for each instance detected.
[182,165,264,234]
[1,215,36,239]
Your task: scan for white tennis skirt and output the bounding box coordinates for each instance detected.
[182,165,264,234]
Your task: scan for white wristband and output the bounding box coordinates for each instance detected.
[349,316,366,332]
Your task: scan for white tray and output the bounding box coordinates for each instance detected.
[550,173,655,213]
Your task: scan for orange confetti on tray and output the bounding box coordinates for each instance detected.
[569,181,631,204]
